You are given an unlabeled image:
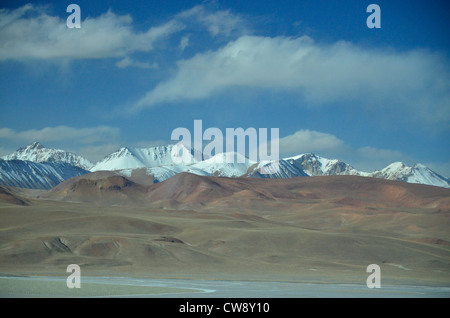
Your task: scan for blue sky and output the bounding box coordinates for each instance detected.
[0,0,449,175]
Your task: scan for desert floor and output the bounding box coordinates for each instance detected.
[1,175,449,297]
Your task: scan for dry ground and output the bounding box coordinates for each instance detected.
[0,173,449,287]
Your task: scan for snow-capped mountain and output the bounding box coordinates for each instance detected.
[251,154,449,188]
[0,142,91,189]
[190,152,256,177]
[247,159,309,179]
[248,153,363,179]
[369,162,450,188]
[108,149,449,188]
[91,144,203,172]
[0,159,89,190]
[284,153,365,177]
[118,152,255,182]
[3,142,93,170]
[1,142,449,190]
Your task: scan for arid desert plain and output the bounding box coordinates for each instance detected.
[1,172,449,296]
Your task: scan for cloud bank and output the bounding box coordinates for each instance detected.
[133,35,450,126]
[0,4,183,61]
[0,3,246,62]
[0,125,120,144]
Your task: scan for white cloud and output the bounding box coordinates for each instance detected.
[116,57,158,69]
[179,35,190,53]
[0,4,247,63]
[0,125,120,144]
[0,4,183,61]
[176,5,246,37]
[279,129,347,155]
[132,35,450,126]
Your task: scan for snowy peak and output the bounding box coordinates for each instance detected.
[91,147,143,171]
[373,162,410,181]
[248,153,361,180]
[256,155,448,188]
[91,144,201,172]
[190,152,256,177]
[2,142,449,189]
[116,147,134,157]
[371,162,450,188]
[94,147,449,188]
[27,141,44,150]
[199,152,255,165]
[6,142,46,161]
[247,159,309,179]
[284,153,361,176]
[2,142,93,170]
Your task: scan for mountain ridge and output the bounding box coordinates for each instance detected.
[3,141,93,170]
[1,142,449,189]
[0,158,89,190]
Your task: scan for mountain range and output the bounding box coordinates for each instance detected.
[3,141,93,170]
[0,142,449,189]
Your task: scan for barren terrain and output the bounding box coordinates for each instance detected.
[0,173,449,287]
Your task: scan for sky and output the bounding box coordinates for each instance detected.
[0,0,449,175]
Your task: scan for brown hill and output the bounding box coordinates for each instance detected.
[146,172,236,206]
[45,173,147,204]
[145,172,450,210]
[0,186,29,206]
[45,171,450,211]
